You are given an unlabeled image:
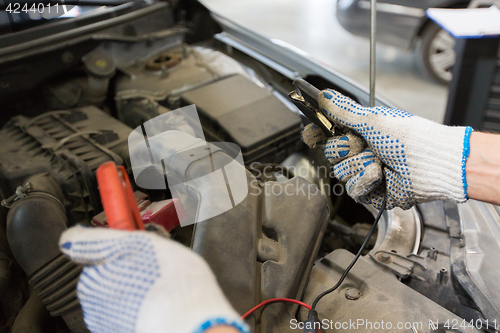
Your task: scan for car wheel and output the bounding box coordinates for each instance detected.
[420,23,456,85]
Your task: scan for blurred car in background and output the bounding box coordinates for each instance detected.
[336,0,500,84]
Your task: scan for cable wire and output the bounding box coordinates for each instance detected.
[310,193,388,311]
[241,298,312,320]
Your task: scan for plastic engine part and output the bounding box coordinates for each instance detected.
[181,74,303,164]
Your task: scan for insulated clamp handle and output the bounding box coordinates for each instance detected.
[96,161,145,231]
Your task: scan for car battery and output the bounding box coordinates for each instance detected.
[180,74,303,165]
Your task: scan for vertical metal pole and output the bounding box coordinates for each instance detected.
[369,0,377,107]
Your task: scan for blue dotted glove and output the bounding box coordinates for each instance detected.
[302,89,472,210]
[59,226,249,333]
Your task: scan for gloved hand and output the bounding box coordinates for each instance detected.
[302,89,473,210]
[59,226,248,333]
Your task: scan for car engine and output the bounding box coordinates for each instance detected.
[1,2,500,332]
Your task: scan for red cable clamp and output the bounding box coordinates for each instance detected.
[96,161,145,231]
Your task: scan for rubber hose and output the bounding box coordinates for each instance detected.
[6,193,88,333]
[0,208,10,297]
[6,194,67,276]
[0,278,23,325]
[12,287,50,333]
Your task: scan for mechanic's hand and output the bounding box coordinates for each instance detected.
[59,226,248,333]
[302,89,472,210]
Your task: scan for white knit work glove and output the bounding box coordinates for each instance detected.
[302,89,473,210]
[59,225,248,333]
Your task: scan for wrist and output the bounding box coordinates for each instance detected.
[466,132,500,205]
[401,124,470,203]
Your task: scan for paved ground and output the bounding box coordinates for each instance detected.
[201,0,449,123]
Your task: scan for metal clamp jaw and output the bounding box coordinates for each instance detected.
[288,79,337,137]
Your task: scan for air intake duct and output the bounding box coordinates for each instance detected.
[6,192,87,333]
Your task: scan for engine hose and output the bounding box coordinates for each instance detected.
[6,193,88,333]
[29,254,84,331]
[0,210,11,297]
[0,192,23,329]
[1,278,23,325]
[0,252,10,297]
[12,286,50,333]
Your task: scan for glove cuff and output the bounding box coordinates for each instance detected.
[461,126,473,199]
[193,317,250,333]
[408,125,473,204]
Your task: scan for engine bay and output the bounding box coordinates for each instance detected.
[1,2,500,332]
